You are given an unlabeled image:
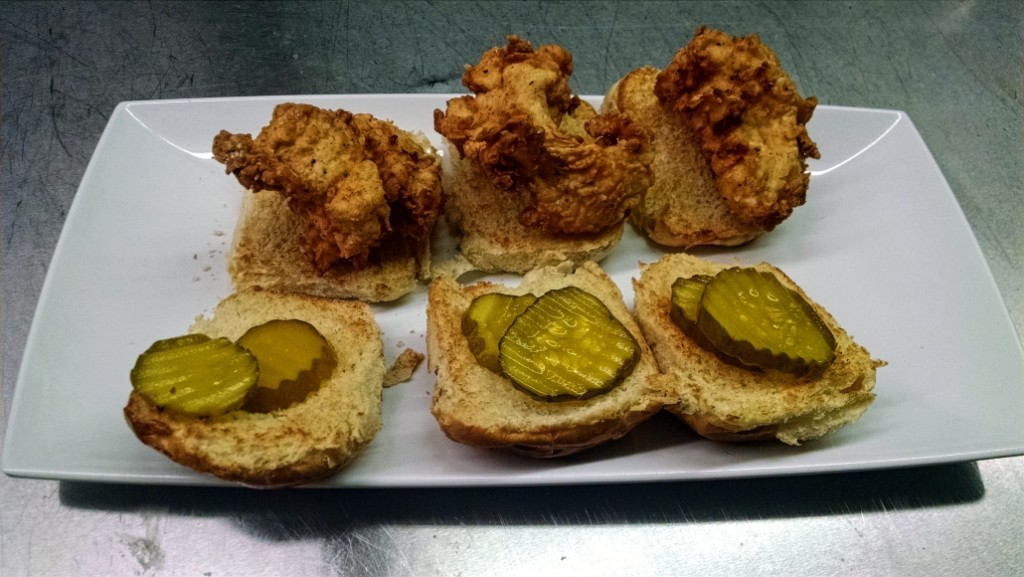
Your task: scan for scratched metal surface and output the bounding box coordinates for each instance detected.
[2,1,1021,575]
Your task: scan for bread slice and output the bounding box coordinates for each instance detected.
[440,141,624,274]
[427,260,669,457]
[226,190,428,303]
[124,289,385,487]
[632,253,884,445]
[601,67,766,247]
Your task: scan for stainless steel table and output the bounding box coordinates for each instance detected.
[3,2,1021,575]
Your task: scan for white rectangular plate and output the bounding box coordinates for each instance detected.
[3,95,1022,486]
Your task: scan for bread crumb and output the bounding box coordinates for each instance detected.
[383,348,425,387]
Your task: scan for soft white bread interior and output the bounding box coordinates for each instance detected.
[601,67,766,247]
[632,253,884,445]
[427,261,669,457]
[227,190,430,303]
[124,289,385,487]
[440,141,624,274]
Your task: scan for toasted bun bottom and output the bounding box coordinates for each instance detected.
[228,191,429,303]
[124,290,385,487]
[633,253,884,445]
[440,141,624,274]
[601,67,768,248]
[427,261,669,457]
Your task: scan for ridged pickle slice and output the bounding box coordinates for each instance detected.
[130,334,258,417]
[461,293,537,373]
[669,274,714,342]
[499,286,639,400]
[696,267,837,376]
[237,319,338,413]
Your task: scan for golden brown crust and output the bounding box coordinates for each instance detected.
[124,392,358,486]
[654,27,820,229]
[602,67,767,247]
[434,36,652,235]
[213,103,442,273]
[123,290,385,487]
[433,409,651,458]
[427,261,669,457]
[676,411,778,442]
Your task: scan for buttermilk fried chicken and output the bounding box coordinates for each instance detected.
[434,36,652,235]
[212,103,442,272]
[654,27,820,227]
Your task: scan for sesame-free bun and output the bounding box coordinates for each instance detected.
[227,190,429,303]
[124,289,385,487]
[426,261,669,457]
[440,141,624,275]
[633,253,884,445]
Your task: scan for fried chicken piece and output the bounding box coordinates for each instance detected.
[212,103,442,272]
[434,36,652,234]
[654,27,820,227]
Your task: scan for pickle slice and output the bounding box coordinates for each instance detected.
[669,274,714,343]
[696,267,837,377]
[462,292,537,373]
[499,286,639,400]
[131,334,258,417]
[237,319,338,413]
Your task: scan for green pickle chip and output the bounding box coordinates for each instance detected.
[237,319,338,413]
[462,293,538,373]
[131,319,338,417]
[499,286,640,400]
[685,267,837,377]
[669,274,714,345]
[130,334,258,417]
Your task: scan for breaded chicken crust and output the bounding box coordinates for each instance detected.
[434,36,652,234]
[654,27,820,228]
[213,103,442,272]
